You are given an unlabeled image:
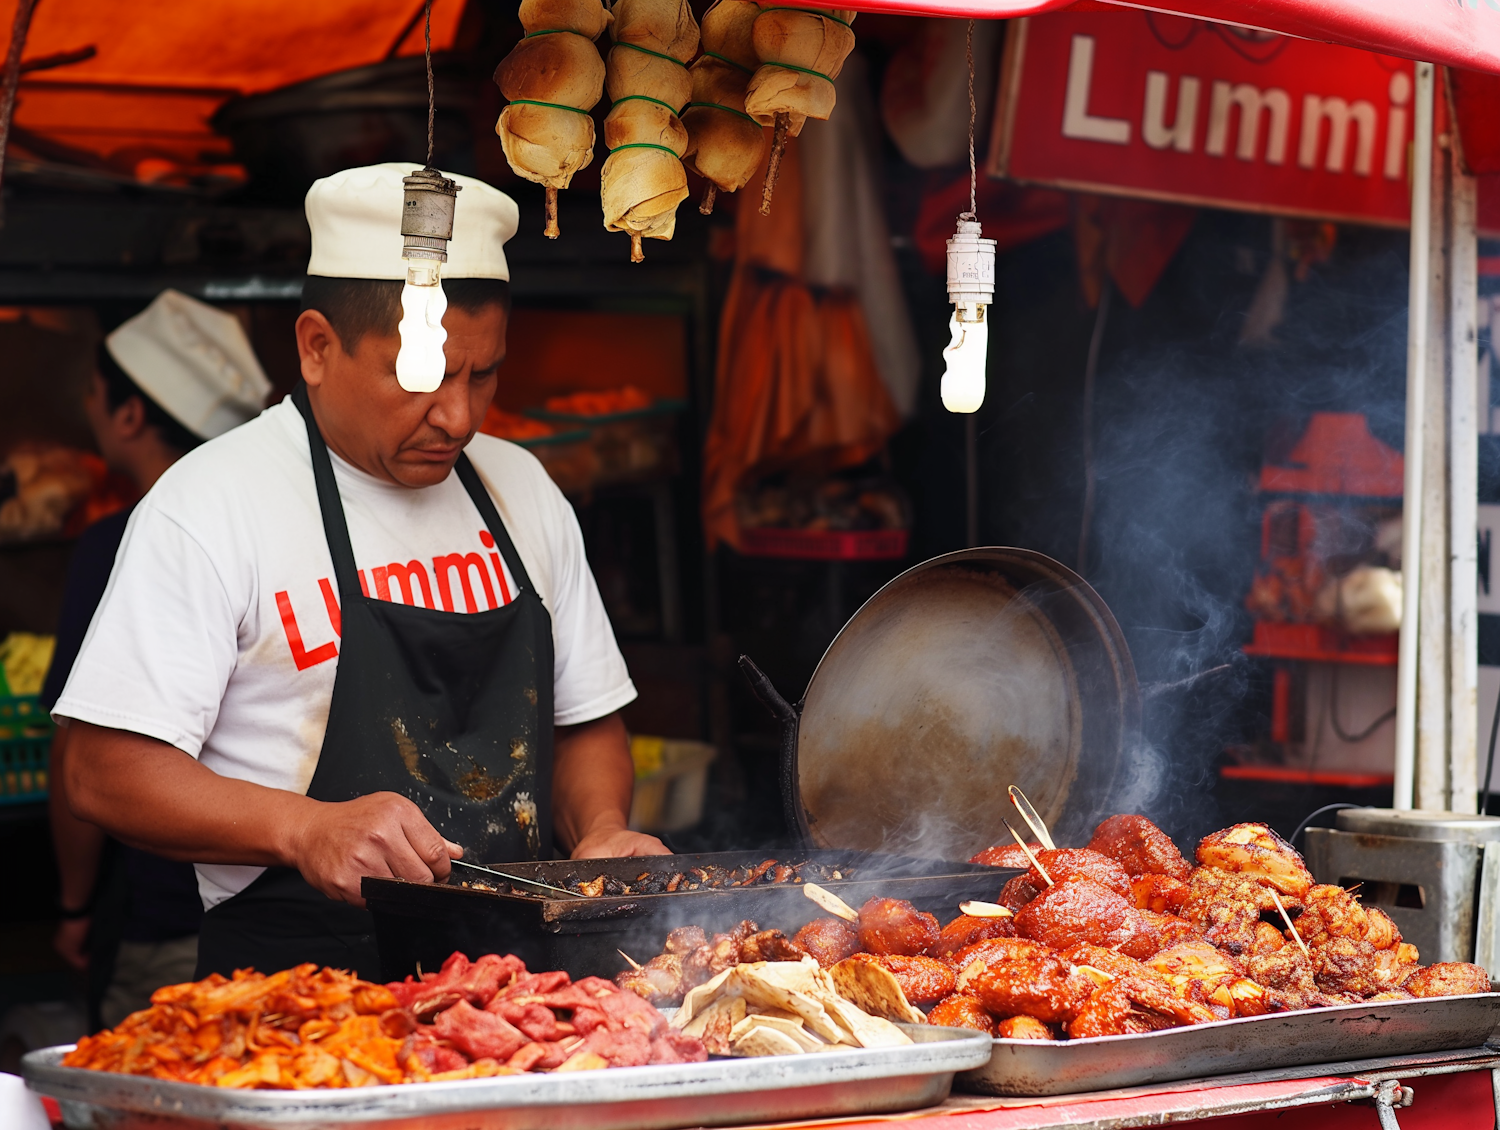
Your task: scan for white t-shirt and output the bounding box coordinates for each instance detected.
[54,397,636,908]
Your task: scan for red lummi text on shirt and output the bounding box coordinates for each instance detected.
[275,529,516,670]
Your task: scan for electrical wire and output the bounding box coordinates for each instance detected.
[1290,802,1364,849]
[424,0,435,169]
[1328,665,1397,744]
[1483,679,1500,814]
[960,19,976,222]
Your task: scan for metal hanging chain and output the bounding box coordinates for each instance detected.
[424,0,435,169]
[960,18,977,222]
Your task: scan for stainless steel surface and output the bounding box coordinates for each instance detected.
[24,1025,993,1130]
[957,992,1500,1096]
[1305,827,1484,964]
[1335,807,1500,843]
[1478,842,1500,975]
[793,548,1139,859]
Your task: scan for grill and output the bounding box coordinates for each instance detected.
[366,548,1140,980]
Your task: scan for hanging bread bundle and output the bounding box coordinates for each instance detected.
[743,4,856,215]
[493,0,612,239]
[601,0,700,262]
[682,0,766,216]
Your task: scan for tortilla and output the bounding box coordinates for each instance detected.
[732,1025,807,1057]
[829,958,927,1025]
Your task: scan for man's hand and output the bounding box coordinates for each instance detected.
[53,917,90,972]
[571,822,670,860]
[286,792,462,906]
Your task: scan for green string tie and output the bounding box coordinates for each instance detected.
[523,28,596,40]
[763,59,835,85]
[507,98,592,115]
[702,50,754,75]
[757,6,853,28]
[611,94,683,114]
[612,40,690,67]
[686,101,758,125]
[608,142,683,158]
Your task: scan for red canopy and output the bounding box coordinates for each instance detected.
[844,0,1500,76]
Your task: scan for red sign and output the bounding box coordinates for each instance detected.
[990,13,1416,227]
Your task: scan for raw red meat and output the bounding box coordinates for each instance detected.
[597,986,667,1036]
[650,1030,708,1064]
[492,999,575,1042]
[400,1030,469,1074]
[386,951,526,1010]
[583,1027,653,1067]
[495,970,571,1001]
[570,1006,609,1035]
[432,1000,530,1062]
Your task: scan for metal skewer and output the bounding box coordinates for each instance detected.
[1007,785,1056,851]
[1005,820,1054,886]
[450,858,584,898]
[803,882,859,922]
[1270,890,1309,957]
[958,900,1013,919]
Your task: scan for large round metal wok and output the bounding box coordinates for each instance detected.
[743,548,1140,861]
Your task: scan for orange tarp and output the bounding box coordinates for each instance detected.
[2,0,465,175]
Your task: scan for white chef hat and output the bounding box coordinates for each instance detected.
[304,163,519,281]
[105,290,272,441]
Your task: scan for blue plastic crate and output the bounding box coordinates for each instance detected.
[0,694,52,805]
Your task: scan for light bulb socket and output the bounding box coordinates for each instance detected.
[946,218,996,309]
[402,168,461,262]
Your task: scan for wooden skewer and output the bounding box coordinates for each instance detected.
[699,184,717,215]
[803,882,859,922]
[629,232,645,263]
[1270,890,1309,957]
[1005,820,1054,886]
[544,187,560,239]
[1007,785,1056,851]
[959,900,1013,919]
[759,111,790,216]
[618,949,643,971]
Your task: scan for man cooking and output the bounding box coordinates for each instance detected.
[55,164,668,981]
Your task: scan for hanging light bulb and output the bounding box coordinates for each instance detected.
[395,168,462,393]
[941,218,995,414]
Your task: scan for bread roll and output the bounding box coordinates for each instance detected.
[601,0,700,261]
[743,4,856,214]
[492,0,612,238]
[682,0,765,212]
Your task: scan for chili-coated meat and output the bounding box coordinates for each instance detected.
[793,917,862,968]
[934,913,1016,958]
[1404,962,1492,998]
[847,953,957,1004]
[998,874,1040,912]
[857,897,941,957]
[1024,848,1134,900]
[994,1015,1054,1040]
[948,937,1052,979]
[927,993,996,1034]
[1065,975,1216,1038]
[1196,823,1313,898]
[1131,874,1187,913]
[969,843,1042,869]
[1087,814,1192,881]
[966,950,1095,1025]
[1014,875,1160,959]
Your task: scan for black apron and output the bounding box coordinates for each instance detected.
[195,383,554,980]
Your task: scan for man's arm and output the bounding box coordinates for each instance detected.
[47,724,105,970]
[552,712,670,858]
[64,721,459,907]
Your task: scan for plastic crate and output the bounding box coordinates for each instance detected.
[0,695,52,805]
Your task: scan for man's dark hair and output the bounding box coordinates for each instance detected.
[97,344,205,454]
[299,276,513,354]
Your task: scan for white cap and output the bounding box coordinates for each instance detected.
[305,163,519,281]
[105,290,272,441]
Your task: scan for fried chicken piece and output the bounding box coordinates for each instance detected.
[1132,874,1188,913]
[1025,848,1134,900]
[967,949,1095,1025]
[1174,868,1292,957]
[616,953,685,1006]
[683,930,747,987]
[1294,885,1399,950]
[926,993,996,1034]
[1306,936,1403,997]
[949,938,1053,981]
[1366,988,1416,1002]
[853,954,957,1004]
[1404,962,1492,998]
[1066,975,1217,1038]
[1146,940,1268,1017]
[664,926,707,954]
[857,897,941,957]
[994,1015,1054,1040]
[1087,815,1192,881]
[1251,921,1287,955]
[738,929,809,963]
[998,874,1040,912]
[1014,875,1160,959]
[969,843,1041,869]
[793,917,861,968]
[1138,911,1203,948]
[934,914,1016,958]
[1196,823,1313,898]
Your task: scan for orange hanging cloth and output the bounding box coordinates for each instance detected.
[701,133,900,550]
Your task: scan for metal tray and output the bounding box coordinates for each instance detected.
[959,992,1500,1095]
[23,1025,993,1130]
[365,850,1010,981]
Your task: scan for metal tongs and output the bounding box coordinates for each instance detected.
[450,858,584,898]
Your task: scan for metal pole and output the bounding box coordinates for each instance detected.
[1395,62,1436,812]
[965,413,978,548]
[1449,147,1480,814]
